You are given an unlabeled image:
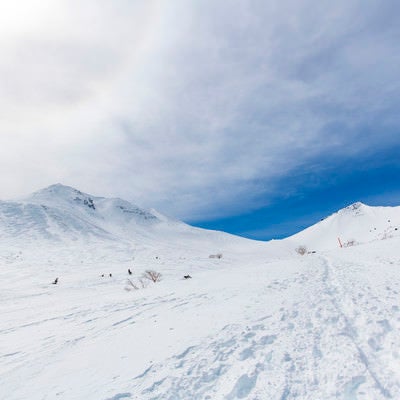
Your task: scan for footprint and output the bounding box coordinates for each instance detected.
[226,373,258,399]
[343,376,366,399]
[239,347,254,361]
[105,393,132,400]
[259,334,277,345]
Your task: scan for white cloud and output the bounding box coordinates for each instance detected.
[0,0,399,220]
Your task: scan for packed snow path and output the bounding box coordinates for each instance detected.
[129,253,400,400]
[2,240,400,399]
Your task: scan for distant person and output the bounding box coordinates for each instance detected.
[184,275,192,279]
[109,273,112,277]
[128,269,132,275]
[52,278,58,285]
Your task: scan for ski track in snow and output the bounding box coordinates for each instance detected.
[122,251,400,400]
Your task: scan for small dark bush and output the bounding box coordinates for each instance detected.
[143,270,162,283]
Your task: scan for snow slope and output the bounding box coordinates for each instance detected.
[1,186,400,399]
[287,202,400,251]
[2,184,286,253]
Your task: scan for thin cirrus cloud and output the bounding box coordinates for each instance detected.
[0,0,399,222]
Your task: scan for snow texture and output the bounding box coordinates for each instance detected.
[1,185,400,399]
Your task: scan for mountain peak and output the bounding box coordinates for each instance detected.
[30,183,171,223]
[25,184,102,214]
[32,183,85,197]
[0,184,179,243]
[337,201,368,215]
[346,201,365,210]
[29,183,99,202]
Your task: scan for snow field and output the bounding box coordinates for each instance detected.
[1,186,400,399]
[2,237,400,399]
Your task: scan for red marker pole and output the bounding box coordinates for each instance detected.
[338,237,343,248]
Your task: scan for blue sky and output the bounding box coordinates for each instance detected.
[0,0,399,240]
[195,143,400,239]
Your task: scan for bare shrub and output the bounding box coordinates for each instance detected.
[125,279,139,291]
[139,278,149,288]
[143,270,162,283]
[125,277,150,291]
[295,246,307,255]
[343,239,357,247]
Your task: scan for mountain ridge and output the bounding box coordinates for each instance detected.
[1,184,399,252]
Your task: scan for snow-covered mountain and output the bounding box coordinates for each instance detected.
[3,184,399,253]
[1,184,273,254]
[0,184,286,291]
[1,183,179,243]
[2,185,400,399]
[287,201,400,251]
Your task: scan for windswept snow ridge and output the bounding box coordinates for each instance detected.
[1,185,400,399]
